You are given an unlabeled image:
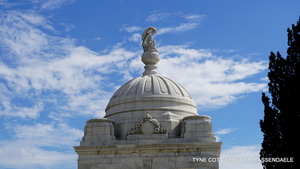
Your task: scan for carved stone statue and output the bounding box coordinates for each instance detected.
[142,27,158,52]
[141,27,160,76]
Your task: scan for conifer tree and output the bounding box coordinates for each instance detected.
[260,18,300,169]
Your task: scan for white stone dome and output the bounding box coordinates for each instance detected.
[103,27,198,138]
[105,74,197,118]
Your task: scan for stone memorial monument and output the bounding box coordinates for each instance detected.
[74,27,222,169]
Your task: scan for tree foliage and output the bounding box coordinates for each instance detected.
[260,17,300,169]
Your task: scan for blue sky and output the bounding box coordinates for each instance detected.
[0,0,299,169]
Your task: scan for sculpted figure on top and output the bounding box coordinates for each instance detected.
[142,27,158,52]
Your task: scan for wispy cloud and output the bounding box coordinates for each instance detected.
[182,14,206,25]
[0,9,137,118]
[0,141,77,169]
[0,101,44,119]
[0,0,75,11]
[128,33,141,42]
[40,0,75,10]
[260,76,268,81]
[9,122,83,146]
[120,26,142,33]
[157,23,199,35]
[0,122,82,168]
[184,14,204,21]
[215,128,236,141]
[146,12,171,22]
[20,12,55,31]
[145,12,205,35]
[216,128,236,135]
[156,45,267,110]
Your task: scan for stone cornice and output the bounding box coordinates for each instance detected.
[86,118,114,124]
[182,115,211,121]
[74,142,222,156]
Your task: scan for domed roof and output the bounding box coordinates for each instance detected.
[104,27,197,118]
[105,74,197,117]
[109,75,193,101]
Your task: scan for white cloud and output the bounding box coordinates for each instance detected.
[145,12,204,35]
[40,0,75,10]
[0,10,74,60]
[215,128,237,141]
[0,9,137,118]
[20,12,55,31]
[0,122,82,169]
[158,45,214,61]
[220,145,263,169]
[216,128,235,135]
[48,111,71,122]
[6,102,43,119]
[0,82,44,118]
[156,45,267,110]
[9,122,83,146]
[120,26,142,33]
[260,76,268,81]
[129,33,141,42]
[157,23,199,35]
[0,0,16,8]
[184,14,205,21]
[146,12,171,22]
[93,37,101,41]
[0,140,77,169]
[0,44,135,118]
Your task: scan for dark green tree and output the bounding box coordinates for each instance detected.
[260,18,300,169]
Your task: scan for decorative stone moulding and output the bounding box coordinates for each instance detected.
[128,113,169,135]
[182,115,211,121]
[86,118,114,123]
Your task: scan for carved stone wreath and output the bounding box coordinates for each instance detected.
[128,113,169,135]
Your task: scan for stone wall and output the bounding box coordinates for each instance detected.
[75,142,221,169]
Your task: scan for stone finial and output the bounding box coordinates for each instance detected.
[141,27,160,76]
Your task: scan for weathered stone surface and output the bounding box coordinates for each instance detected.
[141,121,155,135]
[74,142,221,169]
[181,115,216,142]
[80,118,115,146]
